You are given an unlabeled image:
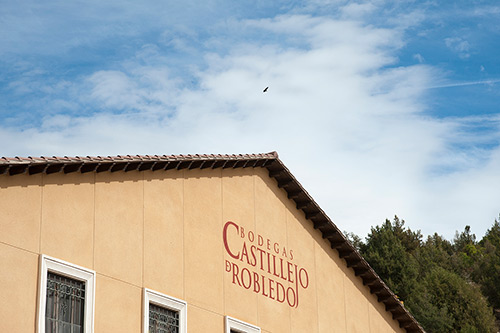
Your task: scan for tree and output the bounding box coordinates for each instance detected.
[360,217,419,301]
[481,218,500,246]
[408,267,496,333]
[344,231,363,251]
[452,225,481,279]
[474,218,500,310]
[454,225,477,252]
[414,233,454,275]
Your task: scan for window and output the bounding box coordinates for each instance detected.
[37,255,96,333]
[225,316,260,333]
[45,272,85,332]
[143,288,187,333]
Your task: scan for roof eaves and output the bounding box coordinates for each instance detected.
[0,152,279,176]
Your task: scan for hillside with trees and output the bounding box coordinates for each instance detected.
[347,216,500,332]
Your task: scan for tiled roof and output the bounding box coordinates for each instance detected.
[0,151,423,332]
[0,152,279,175]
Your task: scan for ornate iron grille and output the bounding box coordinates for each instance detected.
[149,303,180,333]
[45,272,85,333]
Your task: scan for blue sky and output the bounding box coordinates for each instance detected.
[1,0,499,239]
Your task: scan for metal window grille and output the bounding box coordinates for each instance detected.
[149,303,180,333]
[45,272,86,333]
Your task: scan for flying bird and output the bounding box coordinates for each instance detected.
[263,87,269,93]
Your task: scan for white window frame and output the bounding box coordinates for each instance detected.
[143,288,187,333]
[225,316,261,333]
[37,255,96,333]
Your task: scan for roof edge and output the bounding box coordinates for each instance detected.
[0,152,279,175]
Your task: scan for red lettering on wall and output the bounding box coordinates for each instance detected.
[269,279,276,299]
[276,281,285,303]
[250,245,257,266]
[261,274,268,297]
[299,268,309,289]
[241,268,252,290]
[240,242,250,264]
[286,287,297,308]
[257,247,265,270]
[223,221,240,260]
[274,242,280,254]
[287,261,294,283]
[223,220,309,309]
[253,272,261,293]
[232,262,241,286]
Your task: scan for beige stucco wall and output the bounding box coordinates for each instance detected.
[0,168,405,332]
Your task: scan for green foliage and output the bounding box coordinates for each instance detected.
[454,225,477,252]
[473,240,500,309]
[482,219,500,246]
[361,217,419,300]
[414,233,454,274]
[452,226,481,279]
[355,216,500,332]
[408,267,496,332]
[473,219,500,309]
[344,231,363,251]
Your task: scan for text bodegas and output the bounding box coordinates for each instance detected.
[223,221,309,308]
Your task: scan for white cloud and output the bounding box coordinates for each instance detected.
[445,37,471,59]
[340,2,377,19]
[2,13,499,240]
[413,53,424,63]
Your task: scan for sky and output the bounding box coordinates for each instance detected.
[1,0,499,240]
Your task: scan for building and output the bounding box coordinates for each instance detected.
[0,152,423,332]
